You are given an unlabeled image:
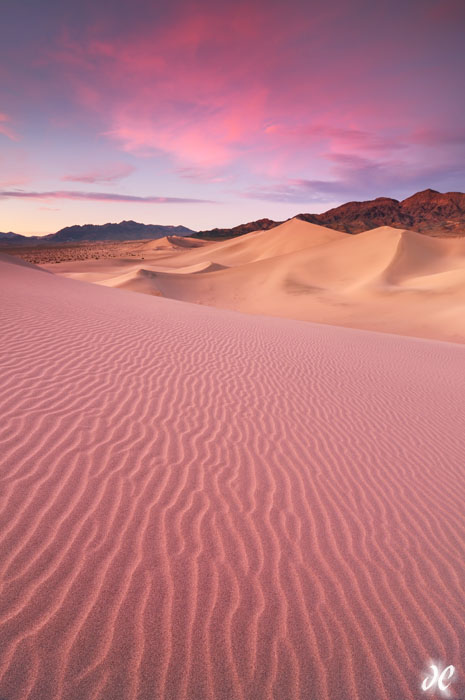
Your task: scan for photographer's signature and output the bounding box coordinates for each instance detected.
[422,662,459,697]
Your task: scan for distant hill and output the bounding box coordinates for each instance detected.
[195,218,279,239]
[0,221,196,245]
[0,231,30,243]
[45,220,196,243]
[196,189,465,239]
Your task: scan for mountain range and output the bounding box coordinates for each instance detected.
[297,189,465,235]
[0,221,195,245]
[196,189,465,238]
[1,189,465,245]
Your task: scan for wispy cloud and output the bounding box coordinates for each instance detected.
[62,163,136,183]
[0,189,215,203]
[0,113,18,141]
[0,175,30,187]
[242,179,352,204]
[242,154,465,204]
[264,123,406,155]
[410,128,465,146]
[176,166,232,183]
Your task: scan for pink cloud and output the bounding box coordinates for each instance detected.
[423,0,465,23]
[0,175,29,187]
[176,166,231,184]
[264,124,406,155]
[25,0,464,197]
[0,113,18,141]
[0,189,214,203]
[62,163,136,183]
[410,128,465,146]
[46,5,302,168]
[103,93,268,167]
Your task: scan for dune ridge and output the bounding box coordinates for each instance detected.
[1,256,465,699]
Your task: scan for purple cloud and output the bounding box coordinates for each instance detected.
[410,128,465,146]
[62,163,136,183]
[242,153,465,204]
[0,113,18,141]
[242,179,353,204]
[0,189,215,203]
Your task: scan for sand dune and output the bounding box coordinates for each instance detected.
[34,235,212,283]
[165,235,210,248]
[99,268,164,295]
[148,217,345,269]
[1,255,465,700]
[40,218,465,342]
[98,262,224,295]
[136,224,465,342]
[149,261,224,274]
[0,252,51,271]
[143,235,209,251]
[97,260,223,296]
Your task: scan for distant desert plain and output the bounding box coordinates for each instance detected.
[1,206,465,700]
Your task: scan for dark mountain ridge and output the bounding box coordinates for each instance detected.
[0,231,30,242]
[296,189,465,235]
[46,220,195,243]
[196,189,465,239]
[0,221,195,245]
[195,218,278,239]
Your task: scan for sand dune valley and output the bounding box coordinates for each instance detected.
[1,217,465,700]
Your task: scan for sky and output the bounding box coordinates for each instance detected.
[1,0,464,234]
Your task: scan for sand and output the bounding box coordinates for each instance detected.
[1,254,465,699]
[39,219,465,343]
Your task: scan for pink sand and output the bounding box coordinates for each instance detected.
[0,255,465,700]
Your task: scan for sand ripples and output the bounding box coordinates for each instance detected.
[0,258,465,699]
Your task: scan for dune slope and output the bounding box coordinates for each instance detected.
[144,226,465,342]
[141,217,345,269]
[1,257,465,700]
